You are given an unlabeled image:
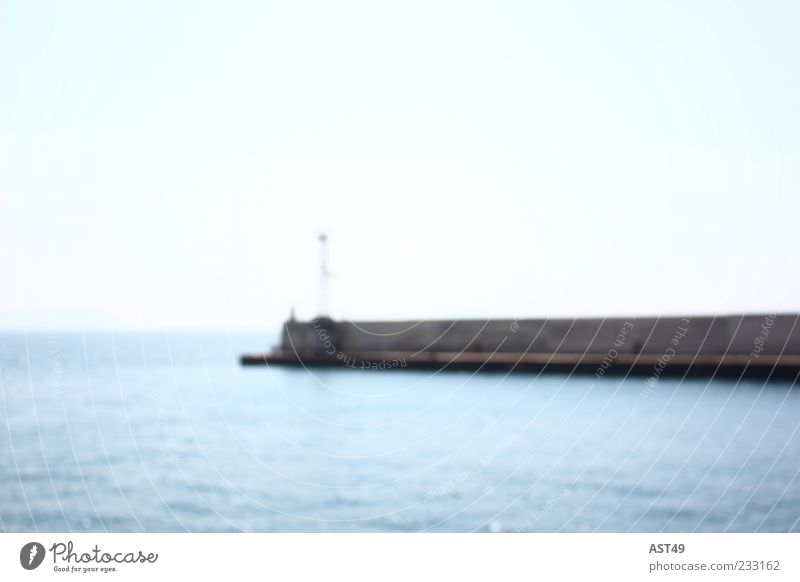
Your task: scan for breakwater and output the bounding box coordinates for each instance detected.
[241,314,800,379]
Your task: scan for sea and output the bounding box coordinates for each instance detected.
[1,332,798,533]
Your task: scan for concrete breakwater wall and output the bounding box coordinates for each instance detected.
[240,314,800,378]
[280,314,798,358]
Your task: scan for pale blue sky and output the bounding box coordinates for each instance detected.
[1,1,798,329]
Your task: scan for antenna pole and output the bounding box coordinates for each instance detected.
[318,233,330,317]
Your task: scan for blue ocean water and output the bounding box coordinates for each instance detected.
[0,331,798,533]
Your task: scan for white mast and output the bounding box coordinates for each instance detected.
[317,232,330,317]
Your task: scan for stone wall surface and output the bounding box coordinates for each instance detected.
[280,314,799,357]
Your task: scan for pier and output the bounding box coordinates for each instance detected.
[241,314,800,380]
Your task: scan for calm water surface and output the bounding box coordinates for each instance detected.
[1,332,798,532]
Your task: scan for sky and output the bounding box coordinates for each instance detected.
[1,0,798,330]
